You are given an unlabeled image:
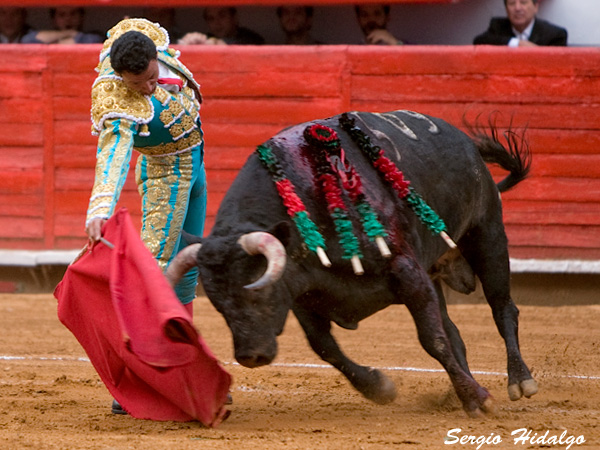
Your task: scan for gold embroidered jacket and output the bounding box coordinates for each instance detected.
[86,18,203,226]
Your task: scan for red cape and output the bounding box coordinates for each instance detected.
[55,208,231,425]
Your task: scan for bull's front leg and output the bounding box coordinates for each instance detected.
[292,304,397,405]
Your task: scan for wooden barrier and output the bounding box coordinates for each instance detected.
[0,44,599,261]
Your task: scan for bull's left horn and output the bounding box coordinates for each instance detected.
[237,232,286,290]
[164,243,202,287]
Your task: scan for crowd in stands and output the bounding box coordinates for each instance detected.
[0,2,568,47]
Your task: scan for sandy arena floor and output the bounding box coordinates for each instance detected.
[0,293,598,449]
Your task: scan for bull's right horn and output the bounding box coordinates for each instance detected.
[237,232,286,290]
[164,243,202,287]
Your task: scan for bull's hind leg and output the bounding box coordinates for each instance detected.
[434,281,471,376]
[396,260,494,417]
[292,304,397,405]
[460,224,538,401]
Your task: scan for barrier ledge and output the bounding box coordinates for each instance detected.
[509,259,600,275]
[0,249,81,267]
[0,249,599,274]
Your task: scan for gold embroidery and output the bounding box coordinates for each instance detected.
[167,153,193,267]
[180,96,192,114]
[136,152,193,268]
[169,101,184,117]
[86,119,135,224]
[91,18,201,136]
[87,195,114,212]
[169,123,185,140]
[179,89,200,117]
[160,109,175,126]
[180,115,196,134]
[91,74,153,133]
[134,129,202,156]
[182,86,195,99]
[159,99,186,129]
[153,86,170,105]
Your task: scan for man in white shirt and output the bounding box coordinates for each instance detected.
[473,0,567,47]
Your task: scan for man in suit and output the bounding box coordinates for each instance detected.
[474,0,567,47]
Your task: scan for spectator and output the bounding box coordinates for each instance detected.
[0,7,35,43]
[143,7,183,43]
[276,6,323,45]
[177,32,226,46]
[473,0,567,47]
[22,7,103,44]
[202,7,264,45]
[355,4,405,45]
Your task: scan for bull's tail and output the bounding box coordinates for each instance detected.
[466,116,532,193]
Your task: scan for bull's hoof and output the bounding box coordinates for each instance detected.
[466,397,496,418]
[361,369,397,405]
[508,378,538,401]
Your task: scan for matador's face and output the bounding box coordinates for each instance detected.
[120,58,159,96]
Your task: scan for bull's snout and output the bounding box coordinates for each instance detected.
[236,353,274,368]
[234,337,277,368]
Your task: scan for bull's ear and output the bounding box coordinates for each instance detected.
[181,230,203,245]
[269,221,291,248]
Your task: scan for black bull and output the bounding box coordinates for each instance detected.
[168,110,537,416]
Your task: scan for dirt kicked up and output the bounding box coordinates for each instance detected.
[0,293,598,449]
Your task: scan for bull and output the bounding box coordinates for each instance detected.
[167,110,537,417]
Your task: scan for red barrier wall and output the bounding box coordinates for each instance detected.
[1,45,599,260]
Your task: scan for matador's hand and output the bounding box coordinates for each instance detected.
[85,218,107,244]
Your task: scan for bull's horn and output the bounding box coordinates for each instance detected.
[237,232,286,290]
[164,243,202,287]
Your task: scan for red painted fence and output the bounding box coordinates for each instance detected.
[1,44,599,261]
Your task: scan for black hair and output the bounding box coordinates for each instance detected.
[203,7,236,20]
[276,6,314,18]
[110,31,157,75]
[354,5,390,16]
[50,7,85,19]
[503,0,537,4]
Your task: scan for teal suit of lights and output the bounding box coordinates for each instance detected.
[87,18,206,304]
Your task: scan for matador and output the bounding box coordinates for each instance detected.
[86,18,206,313]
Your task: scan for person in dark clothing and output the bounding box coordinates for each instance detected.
[22,7,102,44]
[474,0,567,47]
[276,6,323,45]
[203,7,264,45]
[0,7,35,43]
[354,4,405,45]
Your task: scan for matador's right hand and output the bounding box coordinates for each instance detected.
[85,218,108,245]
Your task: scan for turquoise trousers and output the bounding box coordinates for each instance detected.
[136,145,206,304]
